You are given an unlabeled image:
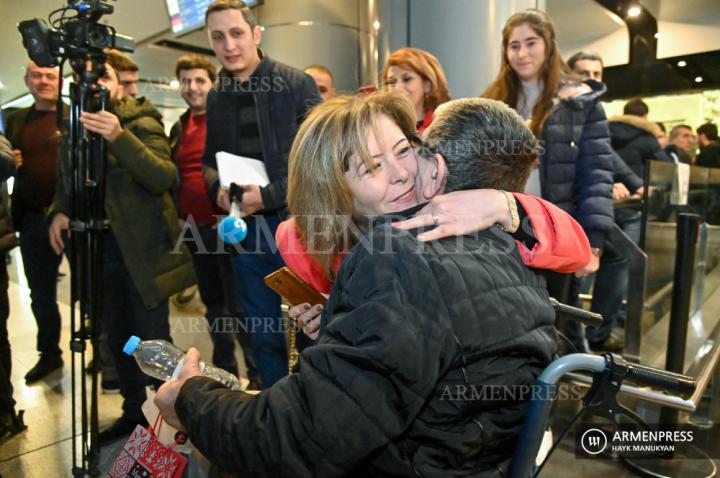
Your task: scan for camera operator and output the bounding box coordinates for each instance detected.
[48,56,196,444]
[106,49,140,99]
[5,62,66,384]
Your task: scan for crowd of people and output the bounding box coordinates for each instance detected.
[0,0,718,474]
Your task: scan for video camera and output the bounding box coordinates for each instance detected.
[18,1,134,72]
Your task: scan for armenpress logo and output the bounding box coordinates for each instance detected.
[581,428,608,455]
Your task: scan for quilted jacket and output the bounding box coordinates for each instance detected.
[608,114,671,178]
[175,208,558,477]
[538,80,614,248]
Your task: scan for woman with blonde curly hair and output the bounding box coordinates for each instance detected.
[382,47,450,131]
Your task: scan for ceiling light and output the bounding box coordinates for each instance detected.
[628,6,642,17]
[373,20,381,30]
[654,32,660,39]
[695,76,703,83]
[169,79,179,89]
[677,60,687,67]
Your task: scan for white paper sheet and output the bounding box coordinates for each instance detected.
[216,151,269,188]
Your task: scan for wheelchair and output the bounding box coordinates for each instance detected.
[508,299,698,478]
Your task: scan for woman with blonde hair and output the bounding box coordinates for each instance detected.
[483,8,614,352]
[382,47,450,131]
[277,92,591,339]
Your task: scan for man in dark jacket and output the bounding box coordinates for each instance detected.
[170,53,259,388]
[0,133,25,439]
[202,0,321,388]
[666,125,695,164]
[585,98,672,349]
[609,98,671,180]
[48,61,196,443]
[4,62,66,383]
[155,98,557,477]
[697,122,720,168]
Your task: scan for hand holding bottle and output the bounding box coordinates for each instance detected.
[154,347,203,432]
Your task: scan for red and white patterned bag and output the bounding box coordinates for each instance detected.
[108,416,188,478]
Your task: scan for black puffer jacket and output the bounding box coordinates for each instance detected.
[539,81,614,248]
[608,114,671,178]
[175,212,558,477]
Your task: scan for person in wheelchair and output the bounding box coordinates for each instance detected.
[156,96,559,477]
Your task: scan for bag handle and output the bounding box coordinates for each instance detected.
[150,414,188,450]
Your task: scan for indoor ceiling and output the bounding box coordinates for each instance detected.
[1,0,719,109]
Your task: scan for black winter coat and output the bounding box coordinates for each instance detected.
[202,51,321,214]
[539,81,614,248]
[175,211,558,477]
[697,142,720,169]
[608,115,671,178]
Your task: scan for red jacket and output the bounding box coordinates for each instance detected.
[276,193,591,294]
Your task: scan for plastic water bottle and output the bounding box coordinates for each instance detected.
[123,336,243,391]
[218,203,248,244]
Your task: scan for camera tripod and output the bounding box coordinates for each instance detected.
[65,61,111,478]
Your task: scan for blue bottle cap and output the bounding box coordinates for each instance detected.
[123,335,141,355]
[218,215,248,244]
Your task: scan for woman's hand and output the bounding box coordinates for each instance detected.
[289,302,324,341]
[393,189,510,242]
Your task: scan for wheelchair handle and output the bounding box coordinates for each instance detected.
[549,298,603,327]
[625,361,696,395]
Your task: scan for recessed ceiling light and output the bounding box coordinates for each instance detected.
[695,76,703,83]
[373,20,381,30]
[169,79,179,89]
[628,6,642,17]
[654,33,660,39]
[677,60,687,67]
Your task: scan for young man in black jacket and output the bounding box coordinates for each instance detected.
[697,122,720,168]
[156,98,557,477]
[201,0,321,388]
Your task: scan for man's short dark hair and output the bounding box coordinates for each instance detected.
[656,121,666,133]
[567,51,603,70]
[422,98,538,193]
[305,64,334,82]
[175,54,218,82]
[623,98,649,117]
[205,0,257,30]
[697,122,718,141]
[105,49,138,73]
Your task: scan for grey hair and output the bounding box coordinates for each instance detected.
[421,98,539,193]
[669,124,692,140]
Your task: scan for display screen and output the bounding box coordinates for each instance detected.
[166,0,263,35]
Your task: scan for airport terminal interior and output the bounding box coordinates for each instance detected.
[0,0,719,476]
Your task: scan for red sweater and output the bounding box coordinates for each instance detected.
[276,193,591,294]
[176,113,220,225]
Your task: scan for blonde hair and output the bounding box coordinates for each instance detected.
[382,47,451,114]
[287,92,417,280]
